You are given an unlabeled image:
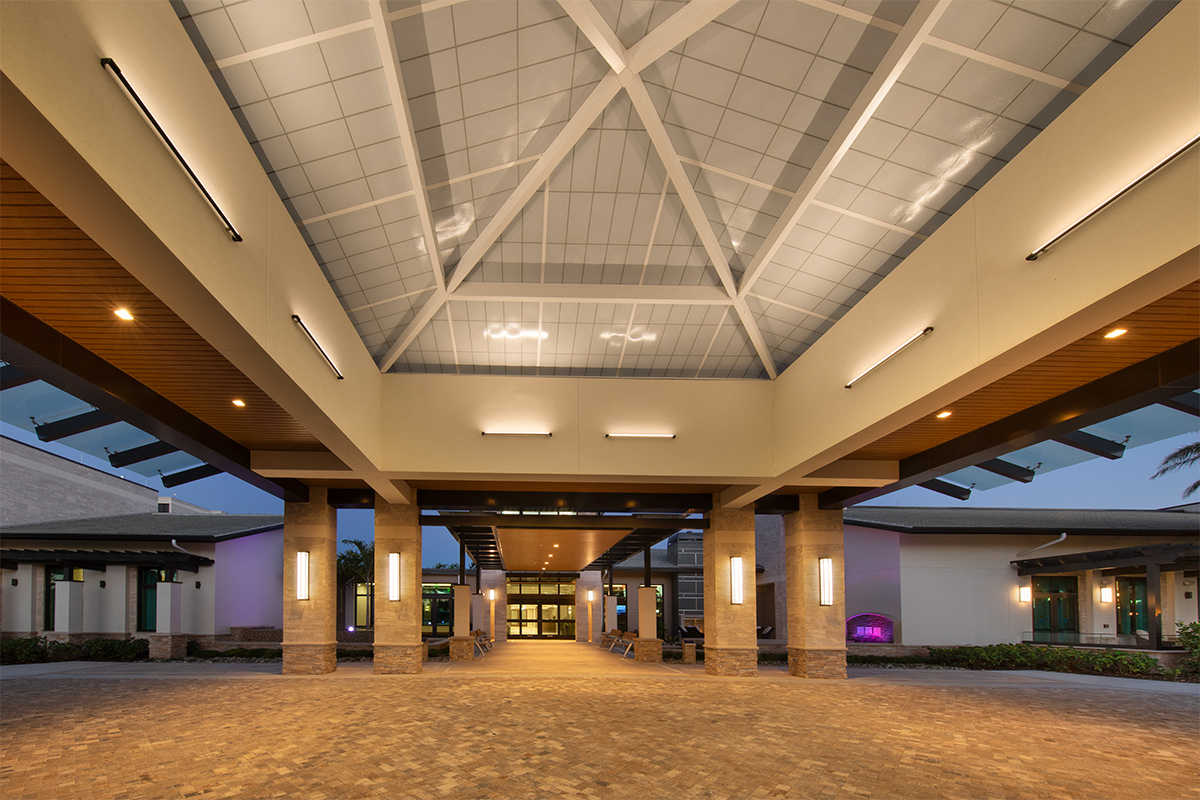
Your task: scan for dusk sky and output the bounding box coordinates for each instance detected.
[4,421,1196,567]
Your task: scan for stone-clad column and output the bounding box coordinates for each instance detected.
[373,499,423,674]
[703,502,758,676]
[784,496,847,679]
[283,487,337,674]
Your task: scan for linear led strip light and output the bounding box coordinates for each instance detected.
[1026,133,1200,261]
[845,327,934,389]
[481,430,552,436]
[292,315,344,380]
[605,433,676,439]
[101,58,243,243]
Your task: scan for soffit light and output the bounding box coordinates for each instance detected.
[231,399,246,407]
[936,411,952,419]
[1026,133,1199,261]
[114,308,134,321]
[101,58,242,243]
[845,327,934,388]
[605,432,676,439]
[1103,328,1128,339]
[291,315,344,380]
[484,324,548,340]
[481,430,552,436]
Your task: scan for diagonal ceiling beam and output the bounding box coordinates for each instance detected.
[738,0,953,299]
[378,287,448,372]
[369,0,444,293]
[626,0,740,73]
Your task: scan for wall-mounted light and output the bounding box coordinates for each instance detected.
[292,315,344,380]
[101,58,243,242]
[388,552,400,602]
[296,551,310,600]
[114,308,134,321]
[819,557,834,606]
[481,430,552,437]
[1019,585,1031,603]
[605,433,677,439]
[587,590,595,603]
[1026,133,1199,261]
[488,589,496,602]
[845,327,934,388]
[1100,586,1114,604]
[730,556,744,605]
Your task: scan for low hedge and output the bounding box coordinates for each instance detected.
[1,636,149,665]
[925,643,1165,678]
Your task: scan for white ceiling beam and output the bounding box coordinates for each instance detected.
[926,36,1087,93]
[370,0,445,293]
[558,0,627,73]
[452,282,733,305]
[622,74,778,378]
[795,0,904,34]
[626,0,740,73]
[738,0,954,300]
[378,288,447,371]
[443,73,623,293]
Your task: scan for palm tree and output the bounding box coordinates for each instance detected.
[1152,441,1200,498]
[337,539,375,628]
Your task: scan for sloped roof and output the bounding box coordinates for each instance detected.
[0,512,283,542]
[844,506,1200,536]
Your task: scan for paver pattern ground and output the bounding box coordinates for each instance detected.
[1,642,1197,799]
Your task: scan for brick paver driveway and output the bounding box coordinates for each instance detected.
[1,645,1197,799]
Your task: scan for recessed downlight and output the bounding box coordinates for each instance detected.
[232,399,246,407]
[1104,328,1128,339]
[936,411,952,419]
[114,308,134,321]
[553,544,559,548]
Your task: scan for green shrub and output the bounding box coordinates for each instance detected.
[1,636,49,664]
[757,652,788,663]
[44,640,83,662]
[1175,621,1200,681]
[82,638,149,662]
[337,648,372,659]
[220,647,283,659]
[847,653,933,665]
[925,643,1164,678]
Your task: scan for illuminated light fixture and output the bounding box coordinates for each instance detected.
[553,544,560,548]
[114,308,134,321]
[605,432,676,439]
[600,330,657,343]
[730,557,744,605]
[291,315,344,380]
[1104,328,1128,339]
[481,430,552,437]
[296,551,310,600]
[1026,133,1200,261]
[388,552,400,602]
[1100,586,1114,604]
[100,58,243,243]
[1019,586,1031,603]
[936,411,952,419]
[232,399,246,407]
[845,327,934,388]
[587,590,594,602]
[819,557,834,606]
[488,589,496,601]
[483,324,548,340]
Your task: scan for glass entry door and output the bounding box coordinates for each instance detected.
[506,577,577,639]
[1116,577,1148,636]
[1032,576,1078,642]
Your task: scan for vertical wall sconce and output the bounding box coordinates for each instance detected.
[388,552,400,602]
[819,557,834,606]
[587,590,595,602]
[1019,585,1032,603]
[296,551,310,600]
[1099,586,1114,604]
[730,557,744,605]
[488,589,496,602]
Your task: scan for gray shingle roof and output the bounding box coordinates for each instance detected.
[0,512,283,542]
[844,507,1200,536]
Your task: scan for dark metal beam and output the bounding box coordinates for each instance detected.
[977,458,1036,483]
[417,489,713,514]
[421,514,704,530]
[918,479,971,501]
[1053,430,1125,460]
[754,495,801,514]
[644,547,651,587]
[0,297,307,503]
[1147,562,1162,650]
[35,409,118,442]
[108,440,179,468]
[0,364,36,390]
[820,338,1200,509]
[160,464,221,488]
[1158,392,1200,417]
[326,488,375,509]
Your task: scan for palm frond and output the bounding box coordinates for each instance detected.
[1151,441,1200,479]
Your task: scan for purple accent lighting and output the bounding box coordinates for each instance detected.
[846,613,894,643]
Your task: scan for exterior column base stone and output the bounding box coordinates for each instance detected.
[788,647,847,679]
[283,643,337,674]
[149,634,188,660]
[633,638,662,662]
[682,642,697,664]
[704,645,758,677]
[374,644,423,674]
[42,632,91,646]
[449,636,475,661]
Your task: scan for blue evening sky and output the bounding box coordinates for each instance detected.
[4,421,1196,566]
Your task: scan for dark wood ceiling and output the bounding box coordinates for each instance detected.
[0,161,323,452]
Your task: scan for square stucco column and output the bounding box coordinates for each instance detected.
[53,580,84,637]
[373,499,422,674]
[283,487,337,674]
[151,581,186,659]
[450,584,474,660]
[784,496,847,679]
[703,503,758,677]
